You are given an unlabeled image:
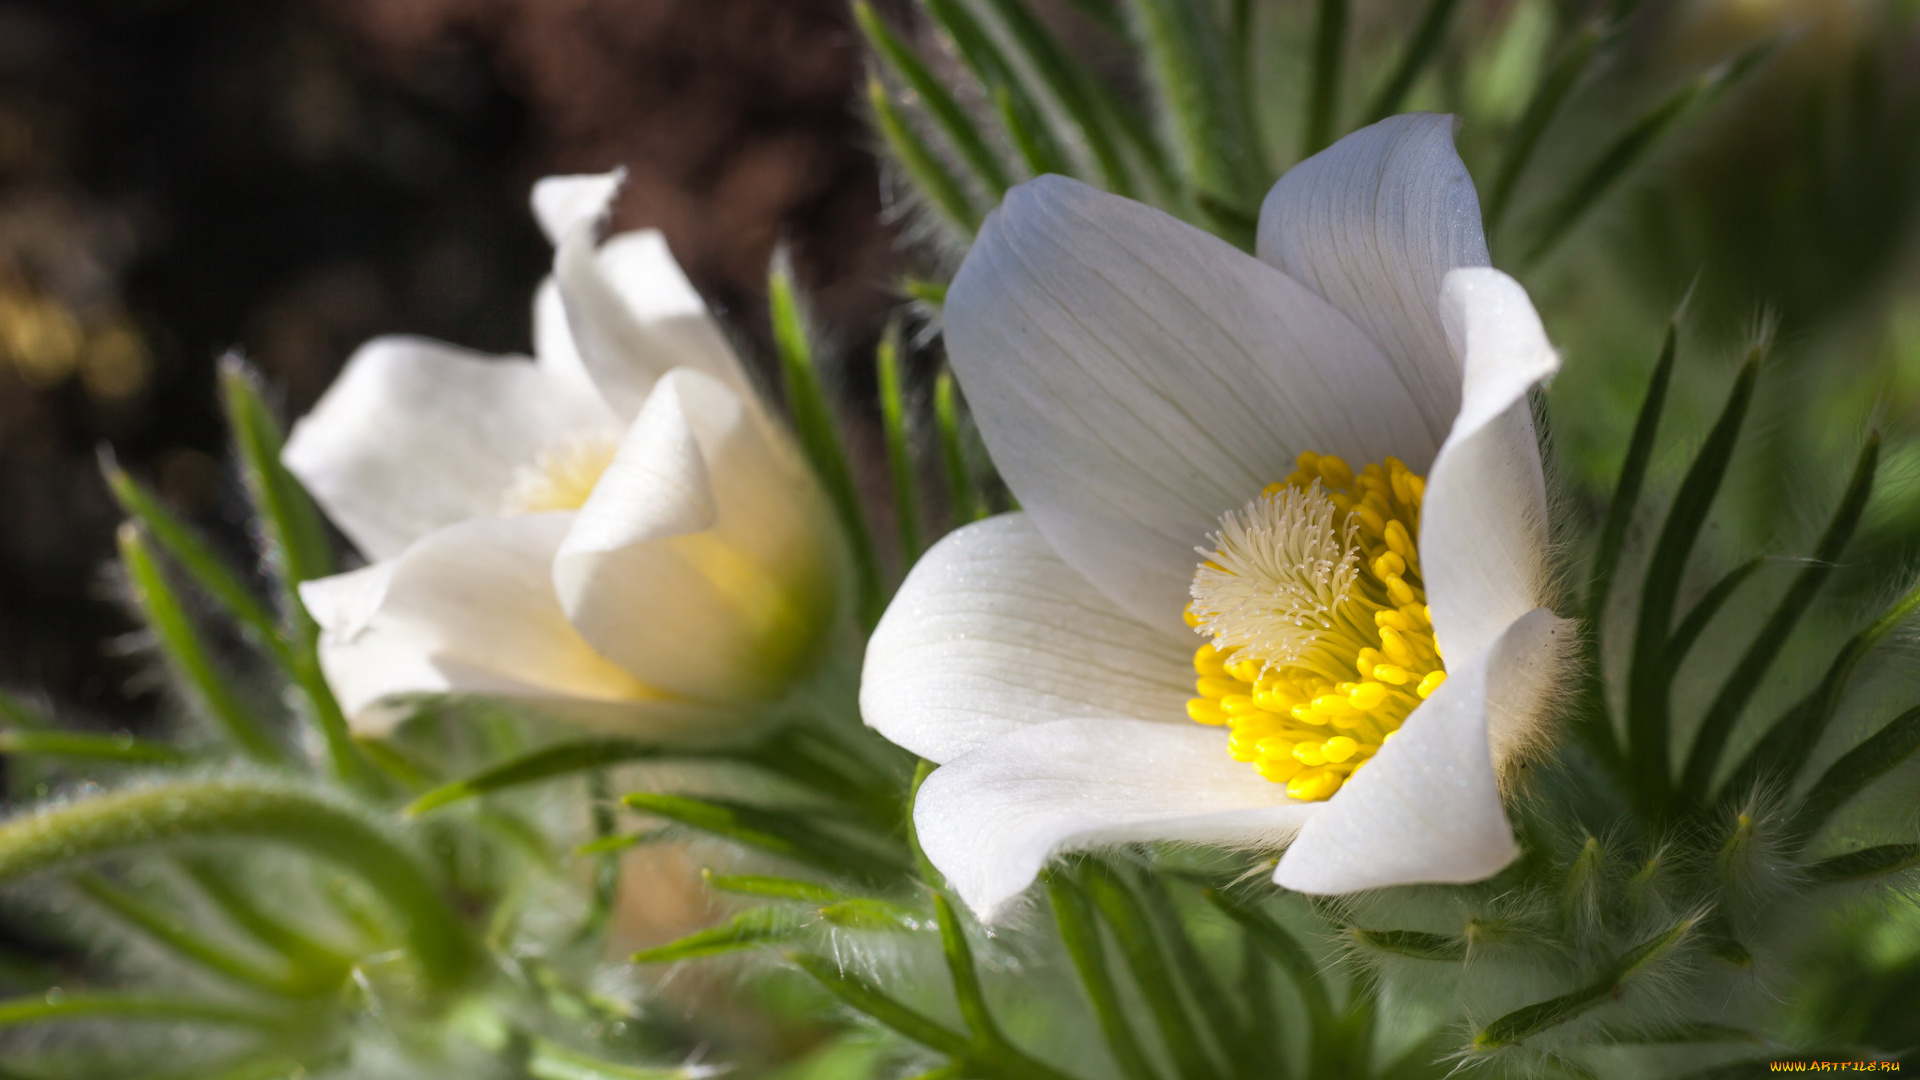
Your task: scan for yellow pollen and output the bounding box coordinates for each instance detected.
[502,434,620,513]
[1185,453,1441,801]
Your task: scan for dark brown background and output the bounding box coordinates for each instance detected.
[0,0,905,729]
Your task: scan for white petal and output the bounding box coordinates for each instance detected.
[862,513,1194,764]
[917,718,1318,922]
[300,514,656,735]
[531,172,625,246]
[946,175,1433,632]
[550,205,749,420]
[1257,114,1489,443]
[554,369,840,703]
[1421,267,1559,668]
[533,277,603,404]
[282,336,615,561]
[1275,606,1568,894]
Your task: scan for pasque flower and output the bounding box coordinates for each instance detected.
[862,116,1571,920]
[284,173,843,736]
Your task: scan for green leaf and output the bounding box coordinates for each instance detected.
[1203,888,1334,1029]
[1722,574,1920,800]
[856,2,1011,198]
[218,358,368,789]
[1045,872,1162,1080]
[703,870,846,904]
[905,278,949,307]
[819,897,920,932]
[877,327,923,567]
[118,523,281,763]
[1794,704,1920,840]
[573,829,668,858]
[525,1039,700,1080]
[1485,22,1599,230]
[178,857,356,977]
[1625,356,1758,818]
[1665,557,1764,670]
[0,730,189,766]
[1471,917,1697,1050]
[1363,0,1464,123]
[869,76,981,233]
[631,907,808,963]
[1125,0,1266,219]
[102,453,290,668]
[1303,0,1349,155]
[1081,863,1217,1080]
[408,738,665,816]
[1137,874,1262,1080]
[72,871,320,996]
[0,689,51,731]
[975,0,1136,196]
[0,991,286,1031]
[1680,434,1879,802]
[935,369,982,526]
[621,793,909,880]
[1523,41,1773,266]
[924,0,1073,180]
[0,779,476,989]
[790,951,974,1057]
[1347,927,1467,961]
[1804,844,1920,885]
[770,265,885,630]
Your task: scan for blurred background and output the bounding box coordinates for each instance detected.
[3,0,1920,763]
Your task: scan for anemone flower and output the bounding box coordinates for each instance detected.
[284,173,844,737]
[861,116,1571,920]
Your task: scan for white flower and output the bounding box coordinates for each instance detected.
[861,116,1572,920]
[284,173,844,737]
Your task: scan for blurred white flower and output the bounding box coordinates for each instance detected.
[285,173,844,737]
[861,116,1571,920]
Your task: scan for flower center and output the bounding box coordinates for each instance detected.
[1186,452,1445,801]
[502,434,620,514]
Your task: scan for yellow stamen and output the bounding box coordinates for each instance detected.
[502,434,620,513]
[1186,453,1444,800]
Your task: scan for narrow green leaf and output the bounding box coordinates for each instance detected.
[1625,356,1758,818]
[906,278,949,307]
[770,265,885,630]
[1303,0,1349,156]
[1364,0,1465,122]
[0,992,285,1030]
[631,907,808,963]
[1472,917,1696,1050]
[354,735,436,792]
[856,3,1011,198]
[791,951,974,1055]
[218,356,331,590]
[526,1038,698,1080]
[1046,873,1162,1080]
[102,454,290,667]
[869,76,981,232]
[179,857,356,977]
[408,738,664,816]
[621,793,908,880]
[0,780,475,988]
[1082,863,1217,1080]
[819,898,920,932]
[1804,844,1920,885]
[1794,705,1920,839]
[1126,0,1266,217]
[1348,927,1467,961]
[1665,557,1764,668]
[935,369,981,526]
[702,870,846,905]
[0,730,188,766]
[1138,874,1262,1080]
[976,0,1136,196]
[1587,265,1681,630]
[1723,574,1920,800]
[1524,42,1771,266]
[877,328,924,566]
[1485,22,1599,230]
[119,523,281,763]
[73,872,318,996]
[932,890,1005,1043]
[1203,888,1333,1029]
[924,0,1073,180]
[1681,434,1879,801]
